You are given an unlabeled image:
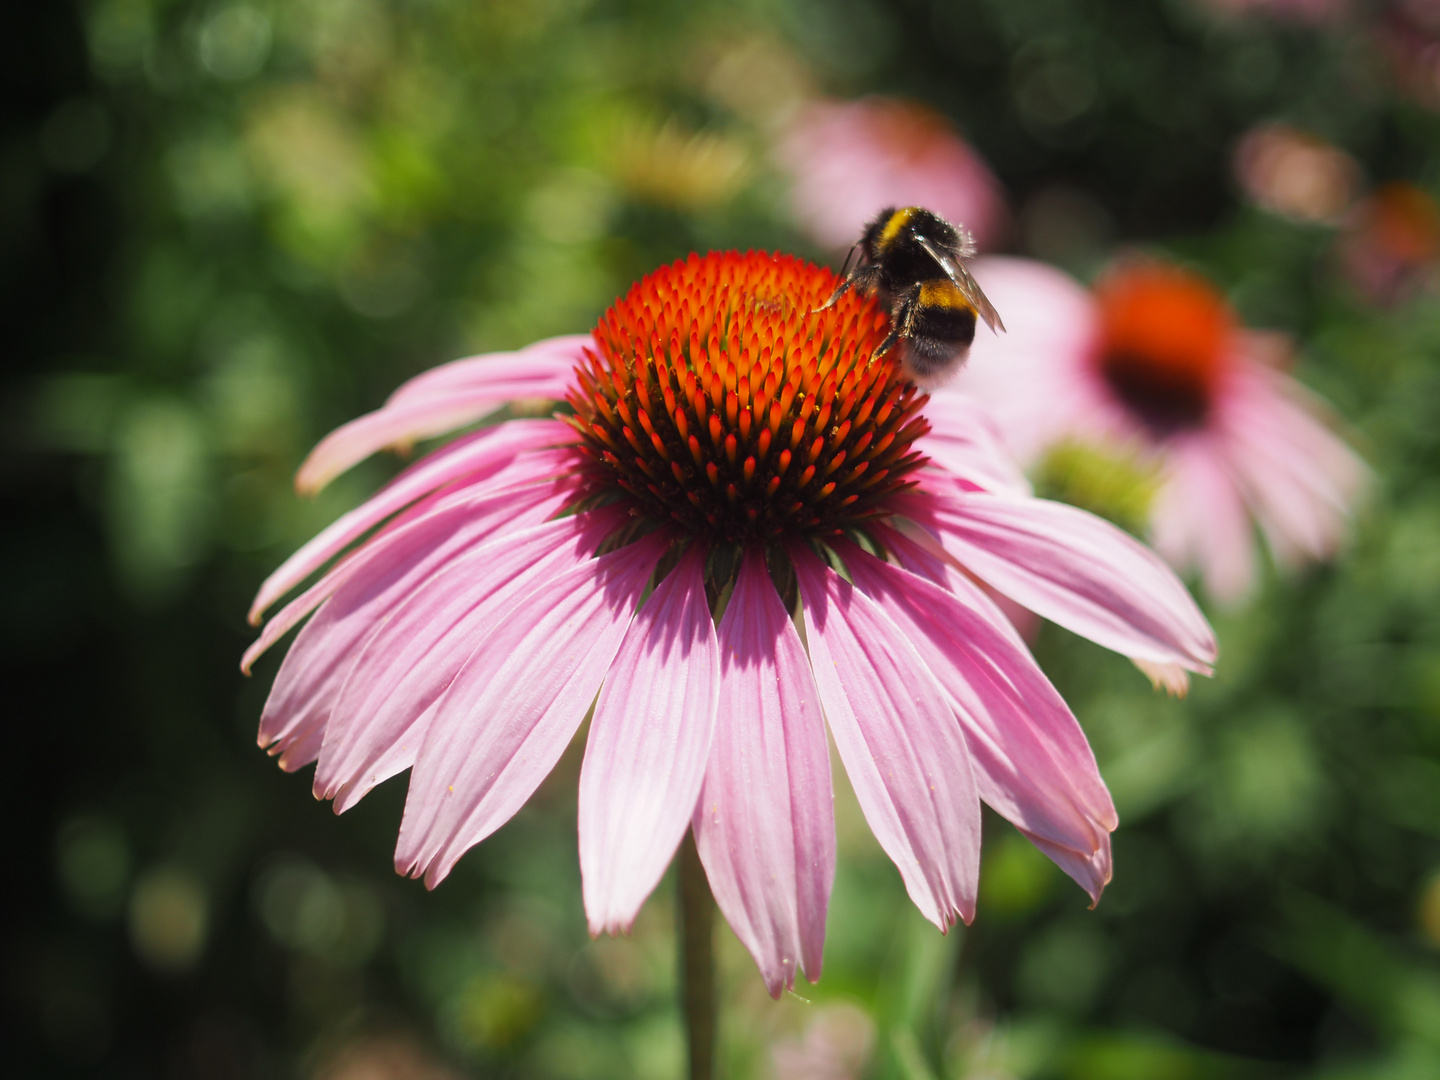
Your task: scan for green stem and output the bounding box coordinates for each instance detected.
[678,830,717,1080]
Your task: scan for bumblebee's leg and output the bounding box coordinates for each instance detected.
[873,284,921,358]
[817,261,883,311]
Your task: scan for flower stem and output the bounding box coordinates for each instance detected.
[678,829,717,1080]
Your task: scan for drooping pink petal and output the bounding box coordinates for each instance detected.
[1024,829,1112,906]
[835,539,1115,902]
[294,337,586,494]
[580,544,722,936]
[395,531,671,888]
[242,469,571,674]
[1150,435,1257,606]
[250,480,575,769]
[693,549,834,996]
[898,487,1217,672]
[790,544,981,930]
[313,509,625,813]
[252,420,575,623]
[384,334,590,407]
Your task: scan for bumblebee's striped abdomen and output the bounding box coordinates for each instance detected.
[913,280,978,344]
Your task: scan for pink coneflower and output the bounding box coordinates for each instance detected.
[1338,181,1440,305]
[954,258,1367,606]
[244,251,1214,995]
[775,97,1007,254]
[1232,122,1361,225]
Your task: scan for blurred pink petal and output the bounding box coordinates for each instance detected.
[1150,437,1257,606]
[771,1003,876,1080]
[957,256,1367,603]
[580,545,721,935]
[694,549,834,997]
[775,97,1007,252]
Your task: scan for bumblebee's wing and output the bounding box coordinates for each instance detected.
[915,233,1006,334]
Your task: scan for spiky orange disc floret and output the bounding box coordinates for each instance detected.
[567,251,931,542]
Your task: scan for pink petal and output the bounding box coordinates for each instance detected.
[693,549,834,996]
[580,544,722,936]
[1219,360,1367,567]
[295,336,584,494]
[313,510,623,813]
[250,480,575,769]
[1150,436,1257,606]
[835,539,1115,902]
[791,544,981,929]
[384,334,589,407]
[899,488,1216,672]
[395,531,671,888]
[915,391,1032,496]
[252,419,575,623]
[1024,829,1112,906]
[877,523,1034,654]
[242,470,570,674]
[951,257,1102,463]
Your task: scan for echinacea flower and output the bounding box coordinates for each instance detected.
[1232,122,1361,225]
[774,97,1007,254]
[1338,182,1440,305]
[953,257,1367,606]
[244,250,1215,995]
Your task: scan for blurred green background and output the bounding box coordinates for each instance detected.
[7,1,1440,1077]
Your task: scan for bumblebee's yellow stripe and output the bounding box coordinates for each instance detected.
[918,279,975,312]
[879,207,915,247]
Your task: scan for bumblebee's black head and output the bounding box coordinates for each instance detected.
[859,207,900,261]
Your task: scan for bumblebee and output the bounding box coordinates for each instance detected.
[823,206,1004,387]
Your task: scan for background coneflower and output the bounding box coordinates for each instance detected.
[953,257,1367,604]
